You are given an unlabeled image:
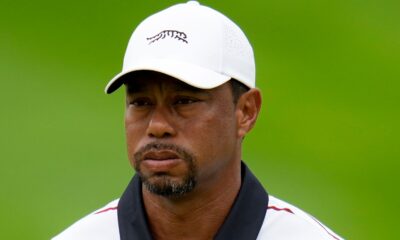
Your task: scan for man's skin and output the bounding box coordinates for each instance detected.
[124,71,262,240]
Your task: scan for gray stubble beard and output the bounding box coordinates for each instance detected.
[133,143,197,197]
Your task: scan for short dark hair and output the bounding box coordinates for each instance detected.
[229,79,250,104]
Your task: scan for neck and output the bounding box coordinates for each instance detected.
[142,163,241,240]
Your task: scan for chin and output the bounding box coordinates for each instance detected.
[141,173,197,197]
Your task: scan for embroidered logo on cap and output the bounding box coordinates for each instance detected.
[147,30,188,44]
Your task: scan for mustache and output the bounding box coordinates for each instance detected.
[134,142,194,163]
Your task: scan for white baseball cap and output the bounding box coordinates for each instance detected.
[105,0,255,94]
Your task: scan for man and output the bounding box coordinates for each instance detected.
[54,1,343,239]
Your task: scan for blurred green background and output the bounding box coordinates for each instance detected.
[1,0,399,239]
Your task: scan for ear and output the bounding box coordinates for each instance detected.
[236,88,262,138]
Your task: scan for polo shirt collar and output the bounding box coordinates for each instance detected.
[118,162,269,240]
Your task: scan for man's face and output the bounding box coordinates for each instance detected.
[124,72,240,197]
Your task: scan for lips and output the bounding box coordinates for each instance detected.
[141,150,183,172]
[143,150,180,161]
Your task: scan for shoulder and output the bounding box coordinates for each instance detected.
[52,199,120,240]
[257,196,343,240]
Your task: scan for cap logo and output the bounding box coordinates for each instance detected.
[147,30,188,44]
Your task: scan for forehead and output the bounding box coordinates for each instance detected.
[124,71,214,94]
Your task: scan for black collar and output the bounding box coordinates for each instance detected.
[118,162,269,240]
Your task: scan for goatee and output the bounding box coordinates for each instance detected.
[133,143,197,197]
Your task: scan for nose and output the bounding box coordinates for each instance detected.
[146,106,176,138]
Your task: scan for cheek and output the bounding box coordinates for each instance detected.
[183,107,237,160]
[125,116,147,166]
[205,104,236,138]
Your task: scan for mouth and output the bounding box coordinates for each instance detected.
[141,150,183,172]
[143,150,180,161]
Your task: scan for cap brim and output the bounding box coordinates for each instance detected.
[105,58,231,94]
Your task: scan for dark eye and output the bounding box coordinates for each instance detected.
[174,97,198,105]
[129,98,153,107]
